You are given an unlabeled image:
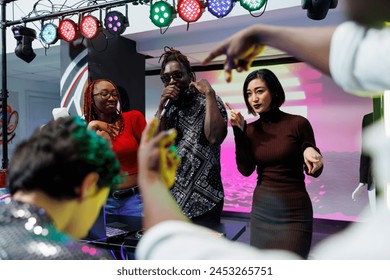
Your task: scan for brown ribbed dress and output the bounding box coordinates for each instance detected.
[233,108,323,259]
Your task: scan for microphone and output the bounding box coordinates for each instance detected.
[159,87,194,119]
[160,99,172,119]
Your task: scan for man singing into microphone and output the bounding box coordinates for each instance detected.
[155,47,228,223]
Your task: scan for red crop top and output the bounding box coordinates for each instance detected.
[112,110,146,176]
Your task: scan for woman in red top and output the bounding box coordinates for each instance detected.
[83,79,146,216]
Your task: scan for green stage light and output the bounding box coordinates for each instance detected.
[240,0,266,12]
[150,1,175,28]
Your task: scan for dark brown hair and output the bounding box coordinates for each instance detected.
[243,69,286,115]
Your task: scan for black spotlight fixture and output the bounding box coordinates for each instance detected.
[11,25,37,63]
[104,10,129,35]
[301,0,338,20]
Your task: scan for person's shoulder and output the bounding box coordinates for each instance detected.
[0,210,111,259]
[36,222,112,259]
[214,94,226,104]
[246,118,260,133]
[122,110,143,115]
[122,110,145,118]
[44,229,112,259]
[282,111,307,120]
[281,111,311,126]
[61,240,112,260]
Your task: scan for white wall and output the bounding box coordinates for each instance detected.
[1,76,60,160]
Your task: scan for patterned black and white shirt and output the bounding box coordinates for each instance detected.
[163,92,227,218]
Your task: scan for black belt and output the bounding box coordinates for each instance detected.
[112,186,140,199]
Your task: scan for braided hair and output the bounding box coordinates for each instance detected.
[83,79,124,136]
[159,46,196,82]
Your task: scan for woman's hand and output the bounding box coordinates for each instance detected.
[138,118,180,189]
[88,120,107,131]
[225,102,245,131]
[303,147,323,174]
[87,120,114,147]
[87,120,119,138]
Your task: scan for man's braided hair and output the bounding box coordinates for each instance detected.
[159,46,196,82]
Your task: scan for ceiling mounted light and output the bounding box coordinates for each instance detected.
[177,0,204,23]
[11,25,37,63]
[80,15,101,39]
[207,0,234,18]
[58,19,79,42]
[301,0,338,20]
[40,22,59,45]
[240,0,266,12]
[150,1,175,28]
[104,11,129,35]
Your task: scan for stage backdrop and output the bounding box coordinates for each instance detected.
[145,62,373,222]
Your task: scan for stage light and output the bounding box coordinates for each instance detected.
[177,0,204,23]
[301,0,338,20]
[80,15,101,39]
[150,1,175,28]
[11,25,36,63]
[104,11,129,35]
[58,19,79,42]
[40,23,59,45]
[240,0,266,12]
[207,0,234,18]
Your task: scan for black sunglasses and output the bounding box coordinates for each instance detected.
[160,71,183,84]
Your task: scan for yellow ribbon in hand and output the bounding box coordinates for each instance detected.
[148,118,181,189]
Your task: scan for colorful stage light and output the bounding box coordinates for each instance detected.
[150,1,175,28]
[40,23,59,45]
[58,19,78,42]
[80,15,100,39]
[104,11,129,35]
[207,0,234,18]
[240,0,266,12]
[177,0,203,23]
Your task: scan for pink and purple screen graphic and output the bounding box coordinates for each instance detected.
[146,62,373,221]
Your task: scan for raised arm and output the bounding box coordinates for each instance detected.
[233,125,256,177]
[203,24,336,82]
[137,118,189,231]
[191,79,227,145]
[225,102,255,176]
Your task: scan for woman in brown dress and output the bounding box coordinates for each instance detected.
[227,69,324,259]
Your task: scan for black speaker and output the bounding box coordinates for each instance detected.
[302,0,338,20]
